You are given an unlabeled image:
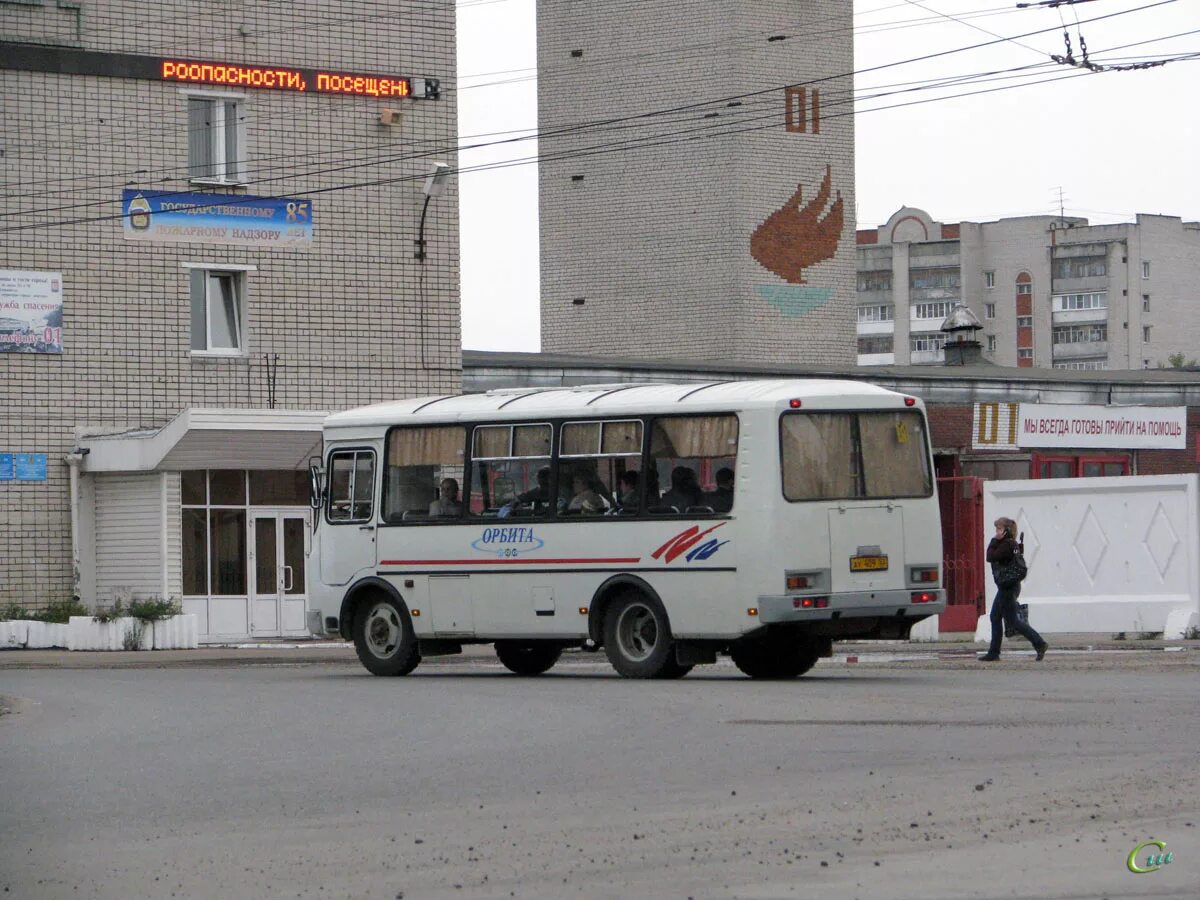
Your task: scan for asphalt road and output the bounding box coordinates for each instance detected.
[1,650,1197,899]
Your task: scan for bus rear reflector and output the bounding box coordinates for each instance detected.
[910,592,937,604]
[904,397,916,406]
[789,399,802,408]
[793,597,829,609]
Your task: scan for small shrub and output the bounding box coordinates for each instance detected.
[122,620,144,651]
[34,599,89,624]
[92,599,126,624]
[1,603,32,622]
[128,597,183,622]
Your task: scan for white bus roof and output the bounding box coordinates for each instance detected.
[324,379,918,430]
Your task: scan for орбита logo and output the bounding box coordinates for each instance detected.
[652,523,728,564]
[471,526,545,559]
[1126,839,1174,874]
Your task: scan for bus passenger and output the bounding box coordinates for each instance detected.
[428,478,462,517]
[567,474,609,515]
[617,470,640,513]
[514,466,552,510]
[706,467,734,512]
[661,466,703,512]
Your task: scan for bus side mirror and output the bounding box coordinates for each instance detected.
[308,460,323,511]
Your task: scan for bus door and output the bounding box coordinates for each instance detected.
[828,505,906,592]
[320,448,378,585]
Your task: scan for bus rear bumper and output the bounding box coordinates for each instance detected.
[756,589,946,624]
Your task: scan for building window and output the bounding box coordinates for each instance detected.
[910,333,946,353]
[984,302,996,319]
[986,335,996,352]
[1142,260,1151,279]
[1053,359,1107,370]
[1053,324,1107,344]
[1016,315,1032,328]
[1018,348,1033,360]
[912,301,955,320]
[188,96,245,183]
[909,268,960,290]
[1052,255,1106,279]
[1052,292,1107,311]
[1143,325,1151,342]
[857,335,893,354]
[984,270,995,289]
[189,267,248,353]
[1016,283,1032,296]
[856,271,892,292]
[857,304,894,323]
[1142,294,1150,312]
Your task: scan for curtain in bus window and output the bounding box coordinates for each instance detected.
[513,424,552,457]
[473,426,509,459]
[858,412,931,497]
[780,414,856,500]
[601,421,641,455]
[386,427,466,521]
[651,416,738,458]
[561,422,600,456]
[390,426,465,465]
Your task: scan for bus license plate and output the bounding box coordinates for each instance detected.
[850,555,888,572]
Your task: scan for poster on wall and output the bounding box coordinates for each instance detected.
[0,270,64,354]
[1016,404,1187,450]
[121,189,313,247]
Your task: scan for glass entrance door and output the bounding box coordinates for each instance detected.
[251,511,309,637]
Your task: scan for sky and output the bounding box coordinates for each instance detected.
[455,0,1200,352]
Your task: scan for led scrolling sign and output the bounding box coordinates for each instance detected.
[161,58,437,99]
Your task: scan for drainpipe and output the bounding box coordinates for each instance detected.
[64,449,89,601]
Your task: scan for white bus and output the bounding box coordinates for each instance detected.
[307,380,945,678]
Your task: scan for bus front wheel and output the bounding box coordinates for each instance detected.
[353,596,421,676]
[495,641,562,675]
[604,592,681,678]
[731,632,820,679]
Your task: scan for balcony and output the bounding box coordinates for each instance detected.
[910,316,949,333]
[856,320,895,336]
[856,288,893,304]
[909,287,961,302]
[1052,308,1108,326]
[910,349,946,365]
[1052,340,1108,360]
[857,353,895,366]
[1052,275,1109,294]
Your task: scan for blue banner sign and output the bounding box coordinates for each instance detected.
[122,189,313,247]
[13,453,48,481]
[0,453,13,481]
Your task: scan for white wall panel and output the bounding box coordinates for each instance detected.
[94,473,165,603]
[984,475,1199,633]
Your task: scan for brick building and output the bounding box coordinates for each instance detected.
[0,1,460,637]
[856,206,1200,370]
[537,1,856,365]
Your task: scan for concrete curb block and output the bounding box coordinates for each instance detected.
[67,615,198,651]
[1,621,68,649]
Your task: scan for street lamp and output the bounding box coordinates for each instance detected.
[414,162,451,261]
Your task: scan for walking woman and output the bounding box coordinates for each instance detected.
[980,517,1048,662]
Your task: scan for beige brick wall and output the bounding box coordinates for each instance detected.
[0,0,461,606]
[537,1,856,365]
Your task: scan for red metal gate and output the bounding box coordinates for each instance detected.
[936,476,985,632]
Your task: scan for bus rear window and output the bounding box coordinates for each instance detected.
[780,411,931,501]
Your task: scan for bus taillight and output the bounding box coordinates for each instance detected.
[793,597,828,609]
[909,566,938,583]
[910,592,937,604]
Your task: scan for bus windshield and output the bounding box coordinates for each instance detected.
[780,410,932,500]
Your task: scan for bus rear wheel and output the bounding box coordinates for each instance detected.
[494,641,562,675]
[731,632,820,680]
[604,591,680,678]
[353,596,421,676]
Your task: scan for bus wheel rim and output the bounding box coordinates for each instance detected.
[365,603,401,658]
[617,603,657,662]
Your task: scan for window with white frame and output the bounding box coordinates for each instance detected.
[1018,348,1033,360]
[984,302,995,319]
[910,333,946,353]
[189,267,249,353]
[984,271,995,289]
[986,335,996,352]
[1016,315,1032,328]
[1016,283,1032,296]
[1142,260,1151,279]
[1142,294,1150,312]
[1052,292,1107,311]
[912,301,954,320]
[1054,359,1106,371]
[188,95,245,183]
[1143,325,1151,342]
[1052,324,1107,345]
[857,304,894,323]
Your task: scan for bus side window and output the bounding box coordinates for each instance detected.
[328,450,374,523]
[557,420,642,517]
[382,425,466,523]
[648,415,738,515]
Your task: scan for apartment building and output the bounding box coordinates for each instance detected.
[0,2,460,637]
[856,207,1200,370]
[538,1,856,365]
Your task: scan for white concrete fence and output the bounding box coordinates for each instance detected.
[979,474,1199,638]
